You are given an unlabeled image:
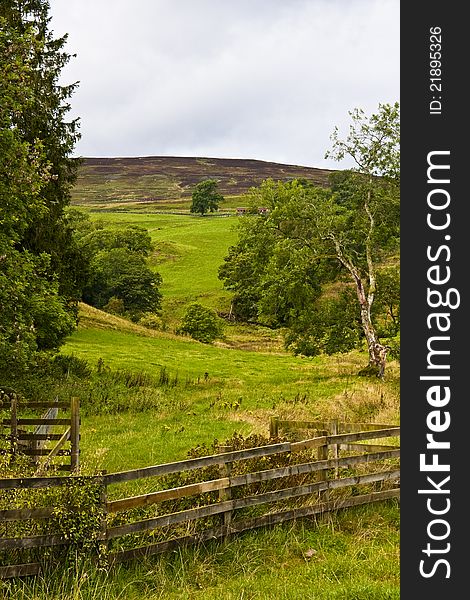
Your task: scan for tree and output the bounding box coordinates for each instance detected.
[323,102,400,376]
[219,179,355,350]
[70,212,162,319]
[1,1,83,303]
[0,3,79,375]
[190,179,224,216]
[71,213,153,258]
[177,304,223,343]
[219,103,399,376]
[82,248,162,319]
[218,213,278,321]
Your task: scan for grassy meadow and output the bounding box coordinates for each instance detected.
[87,211,238,317]
[3,206,400,599]
[4,505,400,599]
[67,303,399,474]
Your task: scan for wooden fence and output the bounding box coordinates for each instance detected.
[270,417,399,452]
[0,423,399,579]
[0,396,80,474]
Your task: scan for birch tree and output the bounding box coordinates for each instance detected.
[323,102,400,376]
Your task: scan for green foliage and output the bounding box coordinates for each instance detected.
[177,303,223,343]
[219,179,345,353]
[74,217,153,258]
[83,247,162,320]
[325,102,400,181]
[0,473,105,577]
[1,1,84,300]
[52,353,93,379]
[219,104,399,367]
[190,179,224,216]
[219,210,279,321]
[71,212,162,320]
[51,477,104,550]
[138,312,166,330]
[0,248,76,375]
[0,2,83,378]
[285,288,362,356]
[103,296,126,316]
[387,333,400,362]
[373,266,400,337]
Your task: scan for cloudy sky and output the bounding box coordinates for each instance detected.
[48,0,399,169]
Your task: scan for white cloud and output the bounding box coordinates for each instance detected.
[49,0,399,168]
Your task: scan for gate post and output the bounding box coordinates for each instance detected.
[330,419,339,478]
[70,397,80,472]
[317,430,329,500]
[269,416,279,438]
[10,395,18,462]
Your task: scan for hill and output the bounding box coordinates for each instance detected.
[71,155,335,209]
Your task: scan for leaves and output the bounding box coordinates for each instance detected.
[219,104,400,362]
[83,247,163,318]
[177,303,223,343]
[0,2,83,376]
[325,103,400,181]
[190,179,224,215]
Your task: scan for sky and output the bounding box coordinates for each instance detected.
[48,0,399,169]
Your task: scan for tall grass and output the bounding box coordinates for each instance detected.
[2,502,399,600]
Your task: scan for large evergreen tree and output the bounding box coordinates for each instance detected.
[0,1,82,375]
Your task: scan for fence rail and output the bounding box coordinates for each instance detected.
[0,421,400,579]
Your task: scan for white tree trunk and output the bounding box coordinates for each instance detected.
[332,236,388,377]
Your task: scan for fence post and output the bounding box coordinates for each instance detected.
[10,395,18,462]
[330,419,339,478]
[317,430,329,499]
[70,397,80,472]
[217,445,233,540]
[269,416,279,438]
[29,437,39,467]
[99,471,109,563]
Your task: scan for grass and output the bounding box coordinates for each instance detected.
[81,410,253,474]
[2,201,400,598]
[63,303,399,474]
[86,211,239,316]
[2,502,399,599]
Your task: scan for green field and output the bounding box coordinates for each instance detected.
[8,206,400,599]
[65,304,399,474]
[57,303,399,600]
[89,212,238,305]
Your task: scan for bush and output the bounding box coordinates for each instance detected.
[139,312,165,330]
[387,334,400,362]
[103,296,125,315]
[52,354,92,379]
[177,304,223,343]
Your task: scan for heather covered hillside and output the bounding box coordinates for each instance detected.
[71,156,334,209]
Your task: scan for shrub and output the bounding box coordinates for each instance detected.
[139,312,164,330]
[177,303,223,343]
[52,354,92,379]
[103,296,125,315]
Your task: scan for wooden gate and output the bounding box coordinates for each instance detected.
[0,393,80,474]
